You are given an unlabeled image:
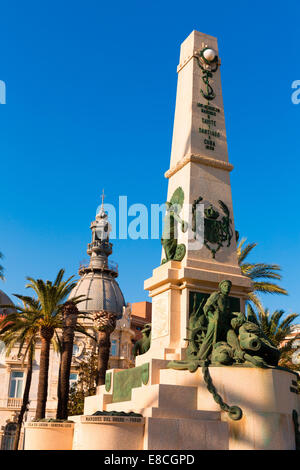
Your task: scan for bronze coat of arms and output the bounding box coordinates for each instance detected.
[192,197,233,258]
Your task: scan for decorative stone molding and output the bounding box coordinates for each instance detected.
[165,153,234,179]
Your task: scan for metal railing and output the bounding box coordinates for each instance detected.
[79,260,118,274]
[87,240,113,251]
[6,398,22,408]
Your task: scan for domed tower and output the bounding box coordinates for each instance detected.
[70,194,126,385]
[70,195,125,318]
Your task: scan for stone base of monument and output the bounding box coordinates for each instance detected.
[81,360,300,450]
[24,421,74,450]
[71,415,145,450]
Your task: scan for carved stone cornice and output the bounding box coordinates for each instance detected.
[165,153,234,179]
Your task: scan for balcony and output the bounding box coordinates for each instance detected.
[79,259,118,275]
[6,398,23,408]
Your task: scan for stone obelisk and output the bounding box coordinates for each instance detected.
[141,30,252,363]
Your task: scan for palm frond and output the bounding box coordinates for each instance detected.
[237,239,257,265]
[247,292,264,315]
[252,282,288,295]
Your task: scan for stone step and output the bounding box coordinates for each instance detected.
[105,383,198,414]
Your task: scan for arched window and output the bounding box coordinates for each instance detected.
[1,422,17,450]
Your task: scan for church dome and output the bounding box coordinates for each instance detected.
[70,271,125,318]
[0,289,15,318]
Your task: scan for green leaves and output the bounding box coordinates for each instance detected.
[237,237,288,314]
[24,269,80,323]
[246,307,299,350]
[237,237,298,363]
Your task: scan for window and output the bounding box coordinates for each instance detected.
[9,371,24,398]
[69,373,78,389]
[110,340,117,357]
[1,422,17,450]
[0,340,5,365]
[72,344,79,356]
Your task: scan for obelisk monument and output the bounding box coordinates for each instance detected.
[142,30,252,362]
[79,31,299,451]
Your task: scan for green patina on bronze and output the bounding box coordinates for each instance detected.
[195,47,219,102]
[188,292,240,319]
[92,411,143,417]
[161,187,187,264]
[105,372,112,392]
[202,362,242,421]
[192,197,233,259]
[112,363,149,403]
[132,324,151,358]
[170,280,279,371]
[168,280,281,420]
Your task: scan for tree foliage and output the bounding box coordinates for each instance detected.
[237,236,288,313]
[68,351,98,416]
[0,269,87,420]
[246,304,300,371]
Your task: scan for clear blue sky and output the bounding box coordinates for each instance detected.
[0,0,299,317]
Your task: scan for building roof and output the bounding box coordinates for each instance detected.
[70,271,125,318]
[131,301,152,321]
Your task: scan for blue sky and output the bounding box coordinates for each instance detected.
[0,0,299,317]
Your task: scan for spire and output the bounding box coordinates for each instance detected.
[97,188,106,219]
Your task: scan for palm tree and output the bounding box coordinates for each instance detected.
[246,304,299,366]
[93,311,117,386]
[21,269,82,420]
[0,298,39,449]
[56,301,94,420]
[1,273,90,429]
[56,301,78,420]
[237,237,288,312]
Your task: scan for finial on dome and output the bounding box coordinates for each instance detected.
[96,189,107,220]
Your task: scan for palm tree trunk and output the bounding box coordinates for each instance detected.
[35,335,51,420]
[13,346,33,450]
[56,302,77,420]
[56,333,75,419]
[96,330,111,386]
[56,359,62,419]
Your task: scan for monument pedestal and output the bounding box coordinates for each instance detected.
[72,415,144,450]
[24,422,74,450]
[142,260,252,364]
[79,360,299,450]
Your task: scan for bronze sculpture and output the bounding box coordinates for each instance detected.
[168,280,279,372]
